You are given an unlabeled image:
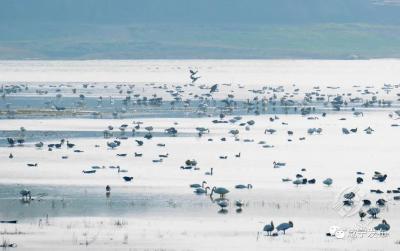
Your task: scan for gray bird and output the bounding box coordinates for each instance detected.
[344,192,355,200]
[210,187,230,198]
[135,140,144,146]
[367,207,380,218]
[190,181,207,188]
[374,220,390,232]
[194,187,210,195]
[359,210,366,221]
[235,184,253,189]
[276,221,293,234]
[122,176,133,182]
[210,84,218,93]
[323,178,333,186]
[20,189,31,201]
[263,221,274,236]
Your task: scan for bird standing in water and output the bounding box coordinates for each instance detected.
[106,185,111,197]
[276,221,294,235]
[263,221,274,236]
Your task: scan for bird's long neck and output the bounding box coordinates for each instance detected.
[210,187,216,197]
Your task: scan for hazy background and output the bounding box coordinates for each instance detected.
[1,0,400,59]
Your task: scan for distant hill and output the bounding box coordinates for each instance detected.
[1,0,400,59]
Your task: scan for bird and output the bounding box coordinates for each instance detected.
[135,140,144,146]
[359,210,366,221]
[190,75,201,83]
[7,138,15,146]
[216,198,229,211]
[364,126,374,134]
[273,161,286,168]
[363,199,371,206]
[372,189,384,194]
[122,176,133,182]
[374,220,390,232]
[190,181,207,188]
[357,177,363,184]
[106,185,111,197]
[276,221,293,235]
[9,153,13,159]
[376,198,386,207]
[343,200,353,206]
[20,189,31,201]
[194,187,210,195]
[35,142,44,148]
[107,141,120,149]
[210,187,230,198]
[117,166,128,173]
[82,170,96,174]
[263,221,274,236]
[235,184,253,189]
[17,138,25,145]
[134,152,143,157]
[323,178,333,186]
[235,200,245,208]
[205,168,213,176]
[293,179,303,186]
[342,128,350,134]
[265,129,277,134]
[367,207,380,218]
[308,178,316,184]
[350,128,358,133]
[66,141,75,148]
[27,163,38,167]
[210,84,218,93]
[181,165,193,170]
[344,192,355,200]
[372,173,387,182]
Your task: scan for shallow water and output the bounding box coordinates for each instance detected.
[1,60,400,250]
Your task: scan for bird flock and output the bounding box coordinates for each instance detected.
[3,69,400,241]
